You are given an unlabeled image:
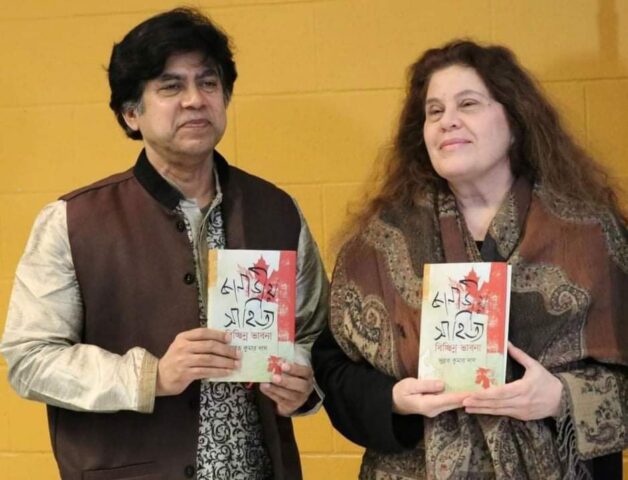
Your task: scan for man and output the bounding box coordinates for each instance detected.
[1,8,328,480]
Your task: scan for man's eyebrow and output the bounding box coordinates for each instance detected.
[198,66,219,77]
[201,65,218,76]
[156,67,219,82]
[156,73,183,82]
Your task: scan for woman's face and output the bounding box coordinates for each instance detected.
[422,65,513,190]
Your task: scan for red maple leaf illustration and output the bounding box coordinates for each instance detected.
[475,367,492,389]
[247,256,280,303]
[448,268,490,315]
[464,268,480,296]
[267,355,283,374]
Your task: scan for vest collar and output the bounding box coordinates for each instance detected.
[133,149,230,210]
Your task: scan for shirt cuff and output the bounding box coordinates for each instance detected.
[137,351,158,413]
[290,344,323,416]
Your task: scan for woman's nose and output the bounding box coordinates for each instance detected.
[439,108,460,130]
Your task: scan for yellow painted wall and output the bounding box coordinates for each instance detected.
[0,0,626,478]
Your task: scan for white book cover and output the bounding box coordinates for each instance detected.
[418,262,512,392]
[207,249,296,382]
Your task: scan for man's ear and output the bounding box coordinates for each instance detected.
[122,107,140,133]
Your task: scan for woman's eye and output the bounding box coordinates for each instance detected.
[426,108,443,119]
[460,99,479,108]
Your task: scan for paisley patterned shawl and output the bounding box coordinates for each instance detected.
[329,177,628,479]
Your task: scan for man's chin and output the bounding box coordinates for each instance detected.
[175,140,219,158]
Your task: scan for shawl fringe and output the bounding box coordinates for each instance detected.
[556,398,592,480]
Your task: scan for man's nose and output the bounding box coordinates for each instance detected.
[181,85,204,108]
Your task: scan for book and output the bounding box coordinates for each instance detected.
[207,249,296,382]
[418,262,511,392]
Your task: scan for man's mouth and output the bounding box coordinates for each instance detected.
[179,119,210,128]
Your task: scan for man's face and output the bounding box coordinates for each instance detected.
[123,51,227,165]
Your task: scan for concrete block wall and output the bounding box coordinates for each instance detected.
[0,1,626,478]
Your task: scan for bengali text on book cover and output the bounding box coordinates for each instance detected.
[418,262,511,392]
[207,249,296,382]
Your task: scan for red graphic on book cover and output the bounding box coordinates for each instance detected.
[452,264,508,354]
[267,355,283,374]
[475,367,493,389]
[277,252,296,342]
[242,256,279,303]
[233,253,295,342]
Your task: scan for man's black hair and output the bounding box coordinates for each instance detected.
[108,8,237,140]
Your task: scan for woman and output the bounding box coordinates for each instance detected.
[312,40,627,479]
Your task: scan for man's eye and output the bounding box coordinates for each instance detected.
[201,79,219,90]
[160,83,180,94]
